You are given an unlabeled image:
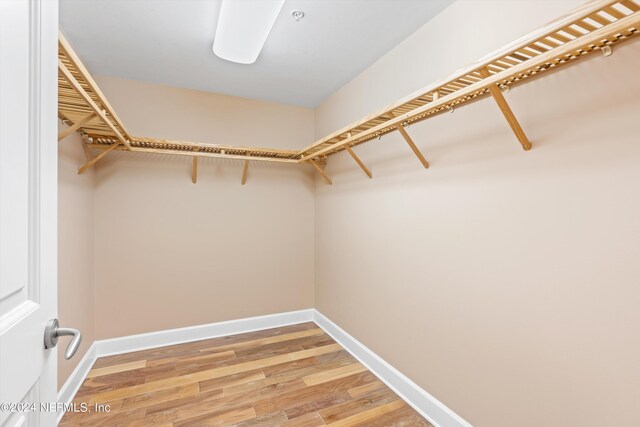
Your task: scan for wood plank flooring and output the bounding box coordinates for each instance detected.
[60,322,431,426]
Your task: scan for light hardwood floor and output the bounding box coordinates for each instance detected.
[60,323,432,426]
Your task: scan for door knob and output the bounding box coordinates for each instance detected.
[43,319,82,360]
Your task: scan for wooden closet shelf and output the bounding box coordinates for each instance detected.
[58,0,640,181]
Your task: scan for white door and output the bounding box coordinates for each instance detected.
[0,0,59,426]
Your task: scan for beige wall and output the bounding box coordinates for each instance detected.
[91,77,316,339]
[314,1,640,427]
[58,125,95,388]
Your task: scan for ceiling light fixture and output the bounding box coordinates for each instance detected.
[213,0,285,65]
[291,10,305,21]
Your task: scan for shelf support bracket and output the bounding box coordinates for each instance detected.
[345,145,372,178]
[310,160,332,185]
[192,156,198,183]
[78,142,121,174]
[479,67,532,151]
[58,59,131,150]
[389,112,429,168]
[58,112,96,142]
[241,160,249,185]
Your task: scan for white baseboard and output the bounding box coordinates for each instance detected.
[56,308,470,427]
[56,342,97,423]
[94,309,315,357]
[312,310,472,427]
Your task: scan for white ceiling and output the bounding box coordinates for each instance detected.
[60,0,453,108]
